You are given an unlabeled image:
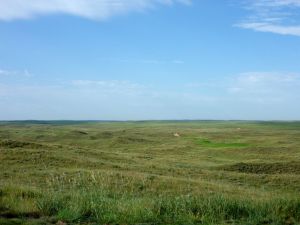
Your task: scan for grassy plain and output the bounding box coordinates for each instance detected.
[0,121,300,224]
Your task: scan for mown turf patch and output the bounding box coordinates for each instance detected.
[196,139,249,148]
[223,162,300,174]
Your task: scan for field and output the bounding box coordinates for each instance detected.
[0,121,300,225]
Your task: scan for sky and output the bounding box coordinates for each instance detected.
[0,0,300,120]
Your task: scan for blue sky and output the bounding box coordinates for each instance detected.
[0,0,300,120]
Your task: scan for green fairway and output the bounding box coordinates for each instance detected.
[0,121,300,225]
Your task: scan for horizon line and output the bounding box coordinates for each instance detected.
[1,119,300,123]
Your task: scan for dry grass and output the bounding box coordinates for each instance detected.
[1,121,300,224]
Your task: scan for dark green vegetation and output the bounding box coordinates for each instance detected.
[0,121,300,225]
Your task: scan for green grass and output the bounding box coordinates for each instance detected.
[1,121,300,224]
[196,139,250,148]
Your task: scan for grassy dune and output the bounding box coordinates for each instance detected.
[0,121,300,224]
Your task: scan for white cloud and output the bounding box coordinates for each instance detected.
[228,72,300,95]
[237,0,300,36]
[71,79,145,94]
[0,69,17,76]
[251,0,300,7]
[0,0,191,21]
[72,79,138,87]
[237,22,300,36]
[237,72,300,82]
[1,71,300,120]
[0,69,33,77]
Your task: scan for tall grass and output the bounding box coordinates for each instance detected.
[1,121,300,224]
[3,172,292,225]
[1,168,300,224]
[35,188,300,225]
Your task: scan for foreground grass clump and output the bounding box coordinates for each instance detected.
[1,121,300,224]
[37,191,300,225]
[2,184,300,225]
[1,171,300,225]
[196,139,250,148]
